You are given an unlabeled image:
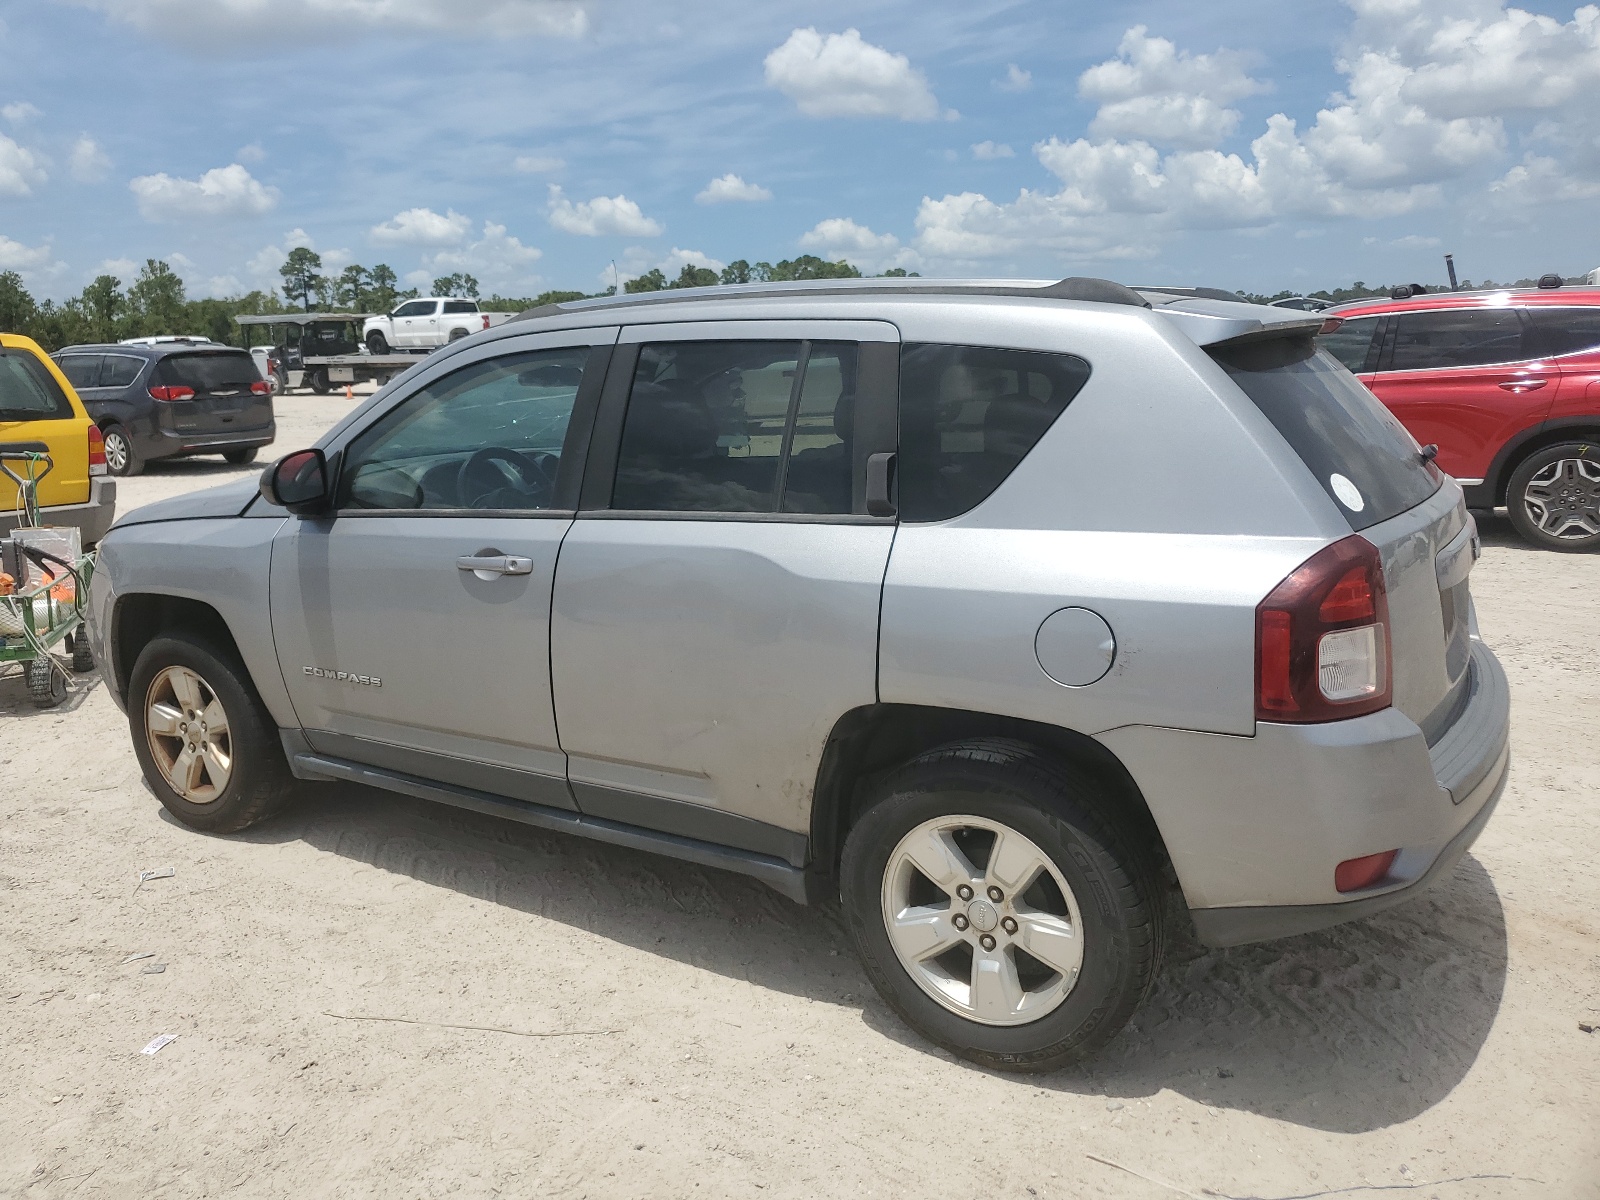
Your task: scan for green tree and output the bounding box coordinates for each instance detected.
[80,274,123,342]
[765,255,861,282]
[127,260,186,336]
[368,264,400,313]
[668,264,719,289]
[625,268,667,294]
[334,265,371,311]
[432,272,480,299]
[877,267,920,278]
[719,260,754,285]
[280,247,324,312]
[0,271,39,335]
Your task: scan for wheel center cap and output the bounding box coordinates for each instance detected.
[966,898,1000,933]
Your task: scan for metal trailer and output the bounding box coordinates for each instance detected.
[235,313,427,395]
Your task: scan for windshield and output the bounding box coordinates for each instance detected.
[0,349,74,420]
[156,352,262,392]
[1212,337,1441,530]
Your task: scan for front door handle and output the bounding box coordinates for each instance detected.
[456,554,533,577]
[1499,378,1548,392]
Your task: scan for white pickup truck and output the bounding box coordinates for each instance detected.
[362,298,514,354]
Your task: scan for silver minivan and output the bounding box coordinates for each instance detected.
[85,277,1510,1070]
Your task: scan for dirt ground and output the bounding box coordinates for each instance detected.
[2,390,1596,1199]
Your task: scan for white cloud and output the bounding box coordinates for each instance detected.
[661,247,725,275]
[1390,234,1442,248]
[546,185,662,236]
[1079,26,1268,148]
[96,257,140,278]
[236,142,266,163]
[69,135,111,183]
[2,102,41,126]
[0,233,55,273]
[972,140,1014,160]
[764,27,940,120]
[995,64,1032,93]
[129,163,278,221]
[420,220,544,294]
[62,0,588,44]
[695,173,773,204]
[0,134,47,196]
[245,228,323,290]
[369,207,473,245]
[800,217,921,273]
[1489,153,1600,207]
[513,154,565,174]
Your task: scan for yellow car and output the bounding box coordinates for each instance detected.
[0,333,115,543]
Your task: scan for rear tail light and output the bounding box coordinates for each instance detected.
[1335,850,1398,892]
[148,385,195,401]
[481,314,490,330]
[250,380,271,395]
[87,424,106,476]
[1256,535,1391,722]
[1318,317,1344,335]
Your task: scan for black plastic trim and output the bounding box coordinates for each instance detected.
[290,751,810,904]
[570,780,808,866]
[1189,748,1508,948]
[303,730,578,811]
[575,509,892,525]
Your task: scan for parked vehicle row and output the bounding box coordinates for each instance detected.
[85,277,1509,1070]
[1321,284,1600,550]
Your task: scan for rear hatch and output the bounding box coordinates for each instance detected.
[1213,336,1474,740]
[153,351,273,438]
[0,339,91,509]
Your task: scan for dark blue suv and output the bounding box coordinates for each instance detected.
[52,340,276,476]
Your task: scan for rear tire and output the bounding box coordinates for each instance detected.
[366,331,390,355]
[1506,441,1600,551]
[26,658,67,707]
[448,327,469,343]
[223,448,258,466]
[128,634,296,833]
[69,631,95,673]
[840,740,1164,1072]
[102,424,143,477]
[308,369,331,395]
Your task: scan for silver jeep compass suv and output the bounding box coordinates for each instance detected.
[85,277,1510,1070]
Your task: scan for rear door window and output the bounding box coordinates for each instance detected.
[56,354,104,390]
[156,352,261,393]
[1213,337,1440,530]
[1523,307,1600,358]
[0,348,74,420]
[1386,309,1526,371]
[101,355,144,388]
[897,343,1091,523]
[1317,316,1381,373]
[443,300,477,315]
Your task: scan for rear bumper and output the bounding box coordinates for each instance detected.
[143,421,275,461]
[0,476,117,545]
[1100,639,1511,946]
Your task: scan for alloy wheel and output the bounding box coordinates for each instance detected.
[880,814,1085,1027]
[103,429,129,474]
[144,665,233,803]
[1522,457,1600,540]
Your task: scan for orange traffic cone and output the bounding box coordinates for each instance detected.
[344,384,354,400]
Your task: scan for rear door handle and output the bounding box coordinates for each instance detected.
[456,554,533,576]
[1498,378,1548,391]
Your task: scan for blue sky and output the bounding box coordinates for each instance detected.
[1,0,1596,302]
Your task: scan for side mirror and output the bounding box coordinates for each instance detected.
[260,448,330,515]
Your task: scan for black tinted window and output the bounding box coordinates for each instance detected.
[897,343,1090,523]
[102,355,143,388]
[614,340,821,514]
[443,300,476,315]
[1214,338,1440,530]
[342,348,585,511]
[56,354,103,389]
[1317,316,1380,372]
[0,349,74,419]
[1387,309,1525,371]
[1524,307,1600,358]
[157,352,260,391]
[393,301,434,318]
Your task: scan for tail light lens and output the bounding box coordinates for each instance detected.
[1335,850,1398,892]
[148,385,195,401]
[481,314,490,330]
[1256,535,1391,723]
[250,380,271,395]
[87,424,107,476]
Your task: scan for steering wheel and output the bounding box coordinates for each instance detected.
[455,447,556,509]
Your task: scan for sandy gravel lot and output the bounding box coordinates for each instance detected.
[2,391,1596,1199]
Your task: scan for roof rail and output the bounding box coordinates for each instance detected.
[511,275,1154,323]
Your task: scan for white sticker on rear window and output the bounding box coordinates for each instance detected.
[1331,473,1365,512]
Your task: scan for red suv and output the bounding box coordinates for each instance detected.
[1321,286,1600,551]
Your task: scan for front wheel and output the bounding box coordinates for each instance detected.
[841,740,1164,1071]
[366,331,389,355]
[128,634,296,833]
[1506,441,1600,551]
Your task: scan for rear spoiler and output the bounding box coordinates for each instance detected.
[1138,293,1330,348]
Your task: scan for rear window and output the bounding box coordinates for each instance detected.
[1317,315,1381,372]
[442,300,477,314]
[1524,307,1600,358]
[0,348,74,420]
[1213,337,1440,530]
[155,352,261,392]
